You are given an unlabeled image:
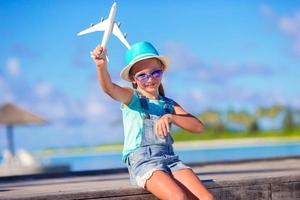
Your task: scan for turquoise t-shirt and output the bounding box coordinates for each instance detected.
[120,92,174,162]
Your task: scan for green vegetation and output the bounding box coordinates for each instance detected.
[172,128,300,141]
[172,104,300,141]
[196,105,300,134]
[38,104,300,156]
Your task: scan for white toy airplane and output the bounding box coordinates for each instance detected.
[77,2,130,59]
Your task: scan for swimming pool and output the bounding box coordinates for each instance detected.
[44,142,300,172]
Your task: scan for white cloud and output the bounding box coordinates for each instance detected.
[190,90,207,104]
[0,72,124,150]
[0,69,121,128]
[259,4,276,19]
[278,11,300,57]
[0,75,14,102]
[260,5,300,58]
[85,96,107,119]
[83,80,121,124]
[278,12,300,36]
[41,100,68,120]
[6,57,20,77]
[163,41,273,86]
[163,41,201,71]
[34,81,54,98]
[173,85,291,116]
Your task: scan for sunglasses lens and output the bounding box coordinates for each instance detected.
[136,73,148,82]
[151,69,162,79]
[135,69,163,83]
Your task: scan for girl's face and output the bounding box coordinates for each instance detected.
[130,58,164,94]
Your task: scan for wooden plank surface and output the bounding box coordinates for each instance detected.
[272,182,300,200]
[0,157,300,200]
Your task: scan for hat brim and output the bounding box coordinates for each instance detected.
[120,55,170,82]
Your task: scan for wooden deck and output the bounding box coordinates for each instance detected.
[0,156,300,200]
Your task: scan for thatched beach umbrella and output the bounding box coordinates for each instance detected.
[0,103,47,156]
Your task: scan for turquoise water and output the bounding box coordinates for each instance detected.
[44,142,300,172]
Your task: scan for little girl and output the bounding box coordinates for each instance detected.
[91,41,214,200]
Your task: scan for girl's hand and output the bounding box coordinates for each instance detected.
[90,45,107,68]
[155,114,173,138]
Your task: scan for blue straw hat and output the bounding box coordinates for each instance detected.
[120,41,170,81]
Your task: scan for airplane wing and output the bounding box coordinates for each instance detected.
[77,19,108,36]
[112,23,131,49]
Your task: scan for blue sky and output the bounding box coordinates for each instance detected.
[0,0,300,151]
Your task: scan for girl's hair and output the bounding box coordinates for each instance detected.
[131,83,165,97]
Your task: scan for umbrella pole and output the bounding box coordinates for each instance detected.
[6,125,15,156]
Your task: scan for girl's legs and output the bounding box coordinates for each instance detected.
[171,169,215,200]
[145,170,188,200]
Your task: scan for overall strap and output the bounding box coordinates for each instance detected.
[135,90,174,117]
[135,90,150,119]
[161,96,174,114]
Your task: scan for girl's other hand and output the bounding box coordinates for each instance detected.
[91,45,107,68]
[155,114,173,138]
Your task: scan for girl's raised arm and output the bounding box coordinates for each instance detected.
[91,45,133,105]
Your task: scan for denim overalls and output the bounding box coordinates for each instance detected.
[138,91,174,146]
[126,91,190,188]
